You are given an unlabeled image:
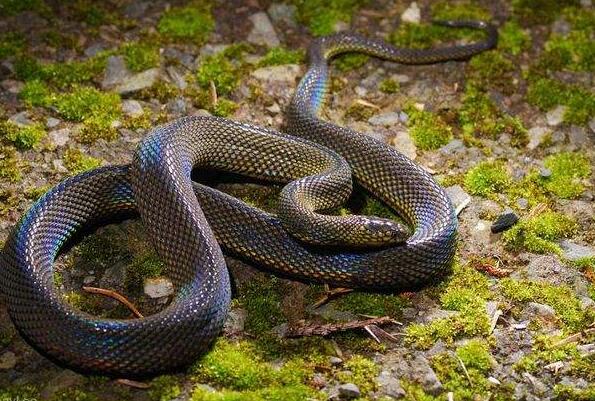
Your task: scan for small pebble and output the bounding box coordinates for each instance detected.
[539,167,552,178]
[0,351,16,370]
[144,277,174,299]
[491,211,519,233]
[329,356,343,366]
[338,383,361,399]
[516,198,528,210]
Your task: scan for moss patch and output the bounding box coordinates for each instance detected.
[498,21,531,55]
[237,277,286,335]
[335,291,408,318]
[62,148,102,174]
[467,51,516,94]
[463,160,510,197]
[121,42,160,72]
[405,105,452,150]
[1,120,45,150]
[158,4,214,44]
[293,0,368,37]
[148,376,181,401]
[258,47,304,67]
[541,152,591,199]
[405,262,491,349]
[337,355,379,395]
[0,145,22,183]
[500,279,592,331]
[19,79,52,107]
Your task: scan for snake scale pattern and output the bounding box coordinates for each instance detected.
[0,20,497,376]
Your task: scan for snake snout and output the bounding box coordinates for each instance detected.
[363,217,410,245]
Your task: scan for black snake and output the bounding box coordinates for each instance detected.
[0,20,497,376]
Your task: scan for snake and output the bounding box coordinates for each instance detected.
[0,20,497,376]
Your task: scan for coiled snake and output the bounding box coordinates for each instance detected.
[0,21,497,376]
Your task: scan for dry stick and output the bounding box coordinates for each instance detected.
[456,354,473,386]
[116,379,150,389]
[282,316,397,338]
[82,286,144,318]
[311,286,354,309]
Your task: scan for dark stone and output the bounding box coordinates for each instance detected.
[491,211,519,233]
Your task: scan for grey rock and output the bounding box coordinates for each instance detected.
[522,302,557,320]
[368,112,401,127]
[445,185,471,216]
[9,111,33,127]
[166,66,188,90]
[560,240,595,261]
[338,383,361,399]
[163,47,195,70]
[568,126,590,147]
[102,56,129,89]
[410,354,443,395]
[251,64,301,83]
[124,1,150,19]
[329,356,343,366]
[401,2,421,24]
[49,128,70,147]
[516,255,578,286]
[84,43,107,57]
[589,116,595,133]
[113,68,160,95]
[268,3,297,27]
[527,126,549,150]
[577,343,595,357]
[266,102,281,114]
[247,12,280,48]
[546,105,566,126]
[144,277,174,298]
[0,351,16,370]
[552,18,571,36]
[439,139,465,154]
[167,97,187,115]
[377,371,406,399]
[517,198,529,209]
[40,370,84,400]
[46,117,61,129]
[390,131,417,160]
[224,308,247,335]
[122,99,144,117]
[539,167,552,178]
[52,159,68,173]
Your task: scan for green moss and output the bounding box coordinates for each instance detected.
[511,0,579,25]
[0,188,19,216]
[0,145,22,182]
[456,339,493,372]
[158,5,214,44]
[212,99,239,118]
[337,355,379,395]
[196,51,244,97]
[542,31,593,73]
[19,79,52,107]
[498,21,531,55]
[333,53,369,72]
[293,0,368,36]
[148,376,181,401]
[378,78,399,94]
[541,152,591,199]
[124,252,164,291]
[458,84,528,147]
[505,170,549,208]
[405,105,452,150]
[467,51,515,94]
[502,210,577,255]
[0,32,25,59]
[49,388,99,401]
[526,78,595,126]
[190,383,319,401]
[0,0,46,16]
[554,384,595,401]
[500,279,593,331]
[139,80,180,103]
[0,385,39,401]
[6,123,45,149]
[238,277,285,335]
[28,54,109,89]
[54,86,120,122]
[77,115,119,143]
[463,160,510,197]
[335,292,408,318]
[405,262,491,349]
[344,101,376,121]
[258,47,304,67]
[62,148,102,174]
[121,42,160,72]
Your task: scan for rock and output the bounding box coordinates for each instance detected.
[247,12,280,48]
[522,302,557,320]
[516,255,579,287]
[577,343,595,357]
[445,185,471,216]
[439,139,465,154]
[333,20,350,33]
[83,275,95,285]
[9,111,33,127]
[0,351,16,370]
[224,308,246,335]
[266,102,281,114]
[410,354,443,395]
[401,2,421,24]
[53,159,68,173]
[546,105,566,126]
[166,66,188,90]
[368,112,401,127]
[539,167,551,178]
[338,383,361,399]
[143,277,174,298]
[84,43,107,57]
[122,99,144,117]
[390,131,417,160]
[491,210,519,233]
[46,117,61,129]
[113,68,161,95]
[377,371,406,399]
[2,79,23,94]
[102,56,129,89]
[517,198,529,209]
[167,97,187,115]
[329,356,343,366]
[40,370,84,400]
[251,64,301,83]
[559,240,595,261]
[568,126,590,147]
[124,1,150,19]
[163,47,195,69]
[527,126,549,150]
[589,116,595,133]
[268,3,297,27]
[49,128,71,147]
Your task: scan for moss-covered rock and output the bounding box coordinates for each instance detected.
[158,4,214,45]
[405,105,452,150]
[463,160,510,197]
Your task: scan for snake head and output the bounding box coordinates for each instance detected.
[355,216,410,246]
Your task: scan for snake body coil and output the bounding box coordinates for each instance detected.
[0,21,497,376]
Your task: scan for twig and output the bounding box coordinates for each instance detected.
[282,316,397,338]
[311,287,353,309]
[116,379,150,389]
[456,354,473,386]
[83,286,144,318]
[209,80,218,105]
